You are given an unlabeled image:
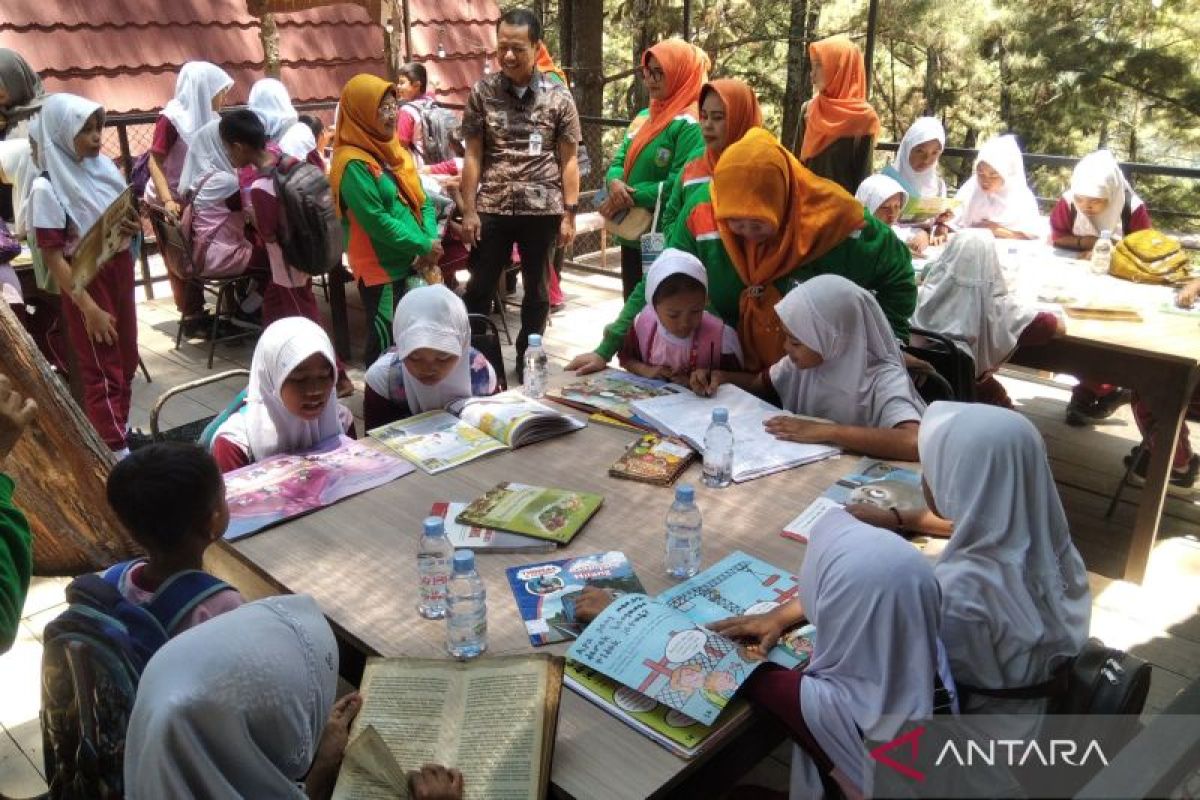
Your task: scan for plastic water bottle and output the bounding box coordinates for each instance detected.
[446,550,487,659]
[416,516,453,619]
[665,483,703,579]
[1091,229,1113,276]
[702,407,734,488]
[523,333,549,398]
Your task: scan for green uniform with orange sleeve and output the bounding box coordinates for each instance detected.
[338,159,438,287]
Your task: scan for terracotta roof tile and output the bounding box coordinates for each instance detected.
[408,0,501,25]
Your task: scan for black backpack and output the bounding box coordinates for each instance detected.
[272,154,344,275]
[41,561,232,799]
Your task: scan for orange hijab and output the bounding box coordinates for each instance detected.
[799,36,880,161]
[711,127,866,368]
[329,73,425,219]
[700,79,762,173]
[535,42,568,86]
[623,38,709,179]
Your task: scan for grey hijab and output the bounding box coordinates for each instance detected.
[0,49,45,130]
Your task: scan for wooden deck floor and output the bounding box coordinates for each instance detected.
[1,260,1194,796]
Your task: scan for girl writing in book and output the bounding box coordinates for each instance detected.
[363,284,498,430]
[617,248,742,384]
[911,230,1063,408]
[952,134,1042,240]
[28,93,142,457]
[209,317,355,473]
[918,402,1090,727]
[854,174,933,256]
[694,274,925,461]
[709,507,956,799]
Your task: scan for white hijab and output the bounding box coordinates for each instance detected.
[278,121,317,161]
[249,78,299,141]
[177,119,238,208]
[891,117,946,199]
[954,134,1042,236]
[854,173,907,218]
[0,135,35,236]
[645,246,708,303]
[31,93,126,234]
[366,284,473,414]
[124,595,338,800]
[217,317,344,461]
[162,61,233,145]
[771,275,925,428]
[795,507,943,798]
[911,229,1037,376]
[920,402,1091,692]
[1064,149,1143,237]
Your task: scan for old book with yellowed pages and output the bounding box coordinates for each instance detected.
[70,186,134,293]
[332,654,564,800]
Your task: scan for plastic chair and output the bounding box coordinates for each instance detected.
[149,368,250,443]
[468,313,508,392]
[905,327,978,402]
[144,204,259,369]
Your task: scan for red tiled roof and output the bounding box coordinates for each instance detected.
[0,0,386,114]
[407,0,500,106]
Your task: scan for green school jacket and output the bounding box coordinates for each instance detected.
[604,109,706,247]
[594,192,917,360]
[0,475,31,652]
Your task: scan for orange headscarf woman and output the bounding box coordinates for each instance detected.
[659,78,761,233]
[330,73,439,366]
[601,38,709,299]
[795,36,880,194]
[568,127,917,375]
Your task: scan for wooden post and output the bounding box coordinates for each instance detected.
[0,303,140,576]
[863,0,879,98]
[260,12,282,78]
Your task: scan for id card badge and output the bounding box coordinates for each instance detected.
[528,131,544,156]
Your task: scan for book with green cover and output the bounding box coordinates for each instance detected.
[456,482,604,544]
[900,195,960,224]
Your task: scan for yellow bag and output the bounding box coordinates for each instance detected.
[1109,229,1191,285]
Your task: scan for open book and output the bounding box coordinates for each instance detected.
[782,457,925,543]
[900,195,960,224]
[565,551,813,725]
[631,384,839,482]
[546,368,682,429]
[333,654,563,800]
[369,391,585,473]
[71,186,134,292]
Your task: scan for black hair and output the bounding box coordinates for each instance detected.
[652,272,707,306]
[397,62,428,94]
[106,442,224,552]
[218,108,267,150]
[298,114,324,139]
[497,8,542,43]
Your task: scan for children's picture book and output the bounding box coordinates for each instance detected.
[429,501,556,554]
[369,391,585,473]
[631,384,839,483]
[456,482,603,545]
[71,186,135,292]
[782,457,925,543]
[506,551,645,646]
[608,433,695,486]
[332,654,563,800]
[900,195,960,224]
[565,551,815,726]
[546,368,682,429]
[223,436,414,541]
[564,660,749,759]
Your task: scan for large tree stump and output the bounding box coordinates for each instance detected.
[0,301,139,576]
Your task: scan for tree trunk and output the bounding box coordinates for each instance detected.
[781,0,809,153]
[559,0,575,77]
[259,12,282,78]
[0,303,139,576]
[631,0,656,113]
[997,38,1012,130]
[573,0,604,118]
[923,46,941,116]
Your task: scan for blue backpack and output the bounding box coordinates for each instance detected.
[40,561,231,799]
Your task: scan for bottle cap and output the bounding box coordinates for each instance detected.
[675,483,695,503]
[712,407,729,423]
[453,549,476,573]
[528,334,543,348]
[423,516,444,537]
[1100,229,1112,238]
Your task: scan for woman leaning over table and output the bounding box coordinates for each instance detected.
[330,74,441,367]
[598,38,707,300]
[568,127,916,375]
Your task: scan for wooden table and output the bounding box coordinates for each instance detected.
[212,411,870,799]
[1005,248,1200,583]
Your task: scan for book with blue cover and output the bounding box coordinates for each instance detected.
[782,457,925,543]
[565,551,814,725]
[507,551,646,646]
